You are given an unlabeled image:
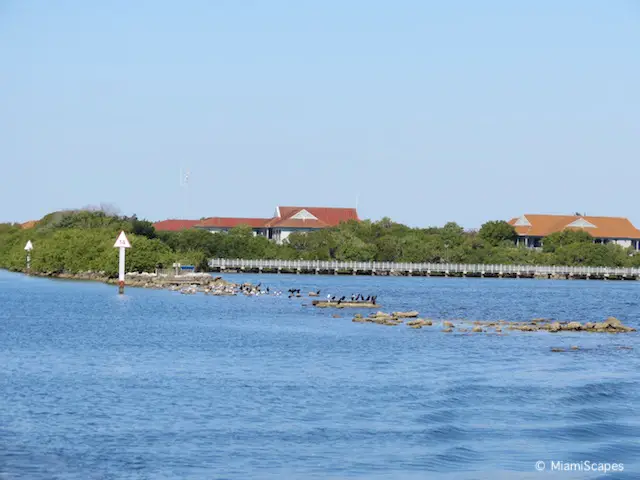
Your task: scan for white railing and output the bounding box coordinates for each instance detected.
[207,258,640,276]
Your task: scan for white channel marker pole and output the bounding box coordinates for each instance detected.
[113,231,131,294]
[24,240,33,274]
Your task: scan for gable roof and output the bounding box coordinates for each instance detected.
[195,217,269,228]
[267,206,359,228]
[153,219,200,232]
[508,214,640,239]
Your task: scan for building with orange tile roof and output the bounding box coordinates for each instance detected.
[508,214,640,250]
[264,206,358,243]
[154,206,359,243]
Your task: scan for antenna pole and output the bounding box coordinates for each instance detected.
[179,167,189,219]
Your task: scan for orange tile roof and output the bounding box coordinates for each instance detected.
[195,217,270,228]
[508,214,640,239]
[153,219,200,231]
[267,206,358,228]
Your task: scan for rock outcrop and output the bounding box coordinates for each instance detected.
[392,311,419,318]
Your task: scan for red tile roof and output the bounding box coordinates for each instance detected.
[508,214,640,239]
[267,206,359,228]
[195,217,270,228]
[153,219,200,232]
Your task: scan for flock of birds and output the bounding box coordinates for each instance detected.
[188,282,379,303]
[283,288,378,304]
[325,293,378,305]
[287,288,378,304]
[235,283,284,296]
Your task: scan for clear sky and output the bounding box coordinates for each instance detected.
[1,0,638,228]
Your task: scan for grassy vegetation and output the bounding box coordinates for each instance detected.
[1,209,639,276]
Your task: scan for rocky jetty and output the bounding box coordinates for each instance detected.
[506,317,636,334]
[348,310,635,335]
[105,272,223,289]
[445,317,636,334]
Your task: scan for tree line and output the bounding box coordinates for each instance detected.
[1,209,639,276]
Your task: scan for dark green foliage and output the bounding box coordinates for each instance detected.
[129,216,156,239]
[479,220,517,246]
[542,230,593,253]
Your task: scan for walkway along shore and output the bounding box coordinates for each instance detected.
[208,258,640,281]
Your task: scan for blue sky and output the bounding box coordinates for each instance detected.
[1,1,638,228]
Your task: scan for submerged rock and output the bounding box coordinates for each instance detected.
[564,322,583,331]
[442,328,454,333]
[605,317,623,328]
[545,322,562,333]
[392,311,419,318]
[518,325,538,332]
[406,318,431,327]
[585,317,635,333]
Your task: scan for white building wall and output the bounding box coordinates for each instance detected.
[274,228,316,244]
[279,229,293,243]
[612,239,632,249]
[200,227,263,236]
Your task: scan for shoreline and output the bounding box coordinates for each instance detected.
[11,270,228,290]
[9,268,640,286]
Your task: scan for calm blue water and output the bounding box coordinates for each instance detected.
[1,269,639,480]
